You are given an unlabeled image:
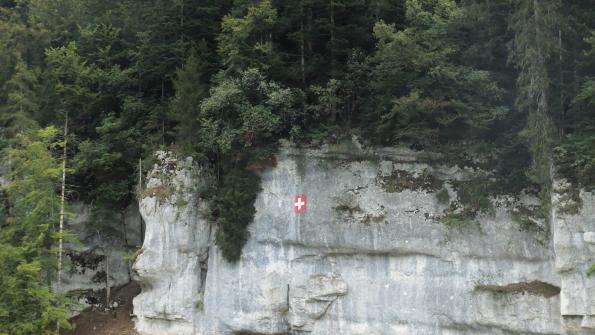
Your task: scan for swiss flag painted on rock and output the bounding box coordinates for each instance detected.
[293,194,307,214]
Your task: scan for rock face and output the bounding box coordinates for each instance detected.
[133,141,595,335]
[61,201,142,315]
[553,180,595,332]
[62,202,142,293]
[133,152,211,335]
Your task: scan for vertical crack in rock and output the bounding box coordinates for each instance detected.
[198,246,209,299]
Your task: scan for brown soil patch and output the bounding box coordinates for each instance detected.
[68,282,140,335]
[380,169,443,193]
[475,280,560,298]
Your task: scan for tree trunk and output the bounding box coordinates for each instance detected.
[105,250,111,307]
[139,157,144,242]
[57,112,68,288]
[56,111,67,334]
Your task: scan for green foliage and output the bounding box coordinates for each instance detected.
[367,0,508,146]
[554,29,595,190]
[123,248,143,263]
[2,0,595,275]
[0,58,39,148]
[212,168,261,262]
[440,210,477,229]
[0,249,72,335]
[170,44,212,150]
[491,142,534,195]
[0,128,72,334]
[197,68,301,156]
[508,0,560,189]
[554,134,595,189]
[435,188,450,204]
[440,178,494,227]
[455,179,494,216]
[218,0,279,75]
[4,128,61,253]
[43,42,98,129]
[194,300,204,310]
[73,114,138,206]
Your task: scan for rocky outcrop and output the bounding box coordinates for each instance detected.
[132,140,595,335]
[133,152,211,335]
[288,273,347,332]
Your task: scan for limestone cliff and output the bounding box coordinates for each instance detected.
[132,141,595,335]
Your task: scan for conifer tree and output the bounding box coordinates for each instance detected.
[508,0,561,188]
[0,127,71,335]
[367,0,508,146]
[0,58,39,147]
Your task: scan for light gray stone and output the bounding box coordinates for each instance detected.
[61,202,140,293]
[553,182,595,331]
[584,232,595,244]
[132,141,595,335]
[289,273,347,332]
[133,152,211,335]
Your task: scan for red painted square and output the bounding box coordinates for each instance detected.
[293,194,307,214]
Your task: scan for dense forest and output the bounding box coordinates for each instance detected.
[1,0,595,333]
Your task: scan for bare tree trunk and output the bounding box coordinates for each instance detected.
[139,157,144,242]
[161,79,166,146]
[56,111,68,334]
[105,250,111,307]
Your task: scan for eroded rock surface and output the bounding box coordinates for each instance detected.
[62,202,142,315]
[553,180,595,332]
[289,273,347,332]
[133,152,211,335]
[132,141,595,335]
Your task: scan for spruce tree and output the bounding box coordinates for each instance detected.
[0,127,71,335]
[508,0,561,188]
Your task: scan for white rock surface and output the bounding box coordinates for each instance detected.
[133,142,595,335]
[133,152,211,335]
[289,273,348,332]
[552,181,595,332]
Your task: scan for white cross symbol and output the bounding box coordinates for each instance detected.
[294,197,305,210]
